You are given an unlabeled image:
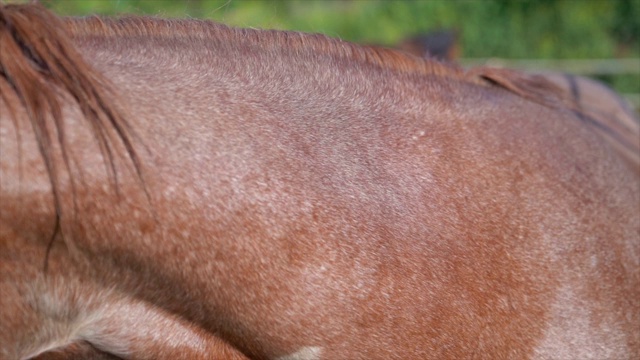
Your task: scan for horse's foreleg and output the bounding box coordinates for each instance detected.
[31,341,121,360]
[0,226,249,360]
[64,288,250,360]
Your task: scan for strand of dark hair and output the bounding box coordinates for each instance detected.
[1,3,145,271]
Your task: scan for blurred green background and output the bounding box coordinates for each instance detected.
[39,0,639,101]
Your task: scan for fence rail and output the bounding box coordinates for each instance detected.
[461,58,640,76]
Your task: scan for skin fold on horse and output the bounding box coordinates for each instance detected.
[1,4,638,360]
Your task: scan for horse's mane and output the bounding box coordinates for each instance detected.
[64,15,469,79]
[63,14,571,109]
[0,3,142,258]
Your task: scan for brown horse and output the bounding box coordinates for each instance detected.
[1,4,638,359]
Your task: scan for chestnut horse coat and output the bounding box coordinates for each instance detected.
[1,4,638,359]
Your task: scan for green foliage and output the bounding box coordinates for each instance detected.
[36,0,640,96]
[43,0,638,58]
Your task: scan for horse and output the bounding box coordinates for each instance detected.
[1,3,638,359]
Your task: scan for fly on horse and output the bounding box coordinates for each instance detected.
[1,3,638,359]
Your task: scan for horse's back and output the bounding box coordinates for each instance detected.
[537,71,640,174]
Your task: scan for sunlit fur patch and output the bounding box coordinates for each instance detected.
[275,346,322,360]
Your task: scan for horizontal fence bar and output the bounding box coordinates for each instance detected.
[460,58,640,76]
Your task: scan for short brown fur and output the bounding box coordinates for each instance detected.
[2,4,638,360]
